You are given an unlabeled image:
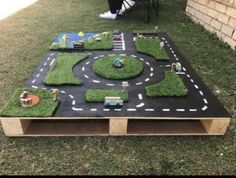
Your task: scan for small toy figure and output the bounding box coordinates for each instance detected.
[122,81,129,92]
[95,37,102,41]
[78,31,84,37]
[52,89,60,101]
[160,41,165,49]
[155,26,159,33]
[113,57,124,69]
[171,62,182,72]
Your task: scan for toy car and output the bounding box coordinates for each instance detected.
[104,97,123,108]
[73,42,84,49]
[113,35,122,41]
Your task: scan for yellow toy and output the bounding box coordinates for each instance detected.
[78,31,84,36]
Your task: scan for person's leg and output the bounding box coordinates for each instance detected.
[108,0,123,14]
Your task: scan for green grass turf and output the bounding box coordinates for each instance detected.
[0,88,58,117]
[135,38,169,60]
[145,71,188,97]
[84,32,113,50]
[0,0,236,175]
[93,55,144,80]
[86,89,128,102]
[44,53,88,85]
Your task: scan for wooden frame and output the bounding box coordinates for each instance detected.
[0,117,231,137]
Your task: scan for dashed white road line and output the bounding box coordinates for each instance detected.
[136,103,145,108]
[72,100,76,105]
[114,109,122,111]
[93,80,101,83]
[194,85,199,89]
[69,95,74,99]
[150,68,154,71]
[150,73,154,77]
[136,82,143,86]
[50,58,56,66]
[145,109,155,112]
[202,106,208,111]
[32,79,36,84]
[31,85,38,89]
[84,75,89,79]
[176,109,185,112]
[162,109,170,112]
[145,78,150,82]
[106,83,115,86]
[82,67,85,71]
[103,109,110,112]
[91,108,97,112]
[86,62,90,65]
[72,107,83,111]
[199,91,204,96]
[203,99,208,104]
[138,94,143,100]
[127,108,136,111]
[189,109,197,112]
[40,68,44,72]
[61,91,66,94]
[36,74,40,78]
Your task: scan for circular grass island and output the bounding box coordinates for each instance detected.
[93,55,144,80]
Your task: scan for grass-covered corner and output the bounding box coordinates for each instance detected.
[86,89,129,102]
[145,71,188,97]
[84,32,113,50]
[93,55,144,80]
[0,88,58,117]
[135,38,169,60]
[44,53,88,85]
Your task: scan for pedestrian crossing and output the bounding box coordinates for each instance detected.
[113,33,125,51]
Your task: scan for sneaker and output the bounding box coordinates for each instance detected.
[99,11,120,20]
[100,10,122,16]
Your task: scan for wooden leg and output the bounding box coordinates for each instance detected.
[109,118,128,135]
[201,119,231,135]
[1,119,31,136]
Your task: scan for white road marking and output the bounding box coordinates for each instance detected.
[44,63,47,66]
[103,109,110,112]
[203,99,208,104]
[91,108,97,112]
[100,55,104,57]
[199,91,204,96]
[174,54,177,57]
[40,68,44,72]
[194,85,199,89]
[165,65,171,67]
[187,74,190,78]
[114,109,122,112]
[140,58,144,61]
[176,72,186,75]
[47,57,50,61]
[94,56,99,59]
[82,67,85,71]
[136,82,143,86]
[145,78,150,82]
[84,75,89,79]
[172,51,175,54]
[36,74,40,78]
[93,80,101,83]
[176,58,179,61]
[32,79,36,84]
[61,91,66,94]
[189,109,197,112]
[202,106,208,111]
[86,62,90,65]
[31,86,38,89]
[50,58,56,66]
[138,94,143,100]
[176,109,185,112]
[121,33,126,50]
[42,88,47,90]
[145,109,154,112]
[113,48,123,51]
[183,67,186,71]
[136,103,145,108]
[72,107,83,111]
[72,100,76,105]
[170,48,173,50]
[162,109,170,112]
[190,79,194,83]
[106,83,115,86]
[150,73,153,77]
[50,53,55,56]
[127,108,136,111]
[131,55,137,58]
[150,68,154,71]
[146,62,150,66]
[120,54,127,56]
[69,95,74,99]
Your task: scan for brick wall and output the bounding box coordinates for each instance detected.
[186,0,236,49]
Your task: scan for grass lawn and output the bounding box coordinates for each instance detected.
[135,38,169,60]
[44,53,88,85]
[93,55,144,80]
[86,89,128,102]
[145,71,188,97]
[0,0,235,175]
[0,88,58,117]
[84,32,113,50]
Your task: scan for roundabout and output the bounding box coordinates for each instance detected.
[92,55,144,80]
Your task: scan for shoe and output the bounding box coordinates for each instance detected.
[99,11,121,20]
[100,10,122,16]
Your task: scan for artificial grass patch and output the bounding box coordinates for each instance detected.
[86,89,128,102]
[145,71,188,97]
[93,55,144,80]
[0,88,58,117]
[135,38,169,60]
[44,53,88,85]
[84,32,113,50]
